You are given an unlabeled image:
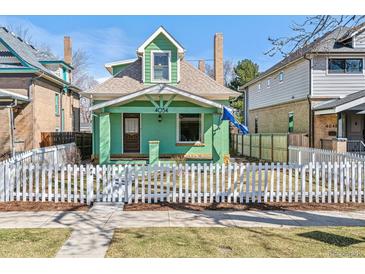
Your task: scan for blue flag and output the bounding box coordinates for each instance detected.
[221,106,249,135]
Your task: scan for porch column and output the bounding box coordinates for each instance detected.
[337,112,345,138]
[99,113,111,164]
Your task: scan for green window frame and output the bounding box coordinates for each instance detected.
[288,112,294,133]
[55,94,60,116]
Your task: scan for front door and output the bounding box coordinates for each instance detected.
[123,114,140,153]
[348,113,364,140]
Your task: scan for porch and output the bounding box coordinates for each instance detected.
[313,89,365,153]
[90,85,230,164]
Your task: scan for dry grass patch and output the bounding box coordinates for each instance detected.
[0,228,71,258]
[107,227,365,258]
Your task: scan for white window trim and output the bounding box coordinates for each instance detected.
[257,82,261,92]
[151,50,172,83]
[279,71,284,83]
[266,78,271,88]
[176,113,204,144]
[326,57,365,76]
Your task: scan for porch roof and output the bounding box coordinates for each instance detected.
[89,84,229,112]
[0,89,30,104]
[313,89,365,115]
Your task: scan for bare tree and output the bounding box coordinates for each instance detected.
[7,23,98,126]
[205,60,235,87]
[266,15,365,57]
[6,24,33,45]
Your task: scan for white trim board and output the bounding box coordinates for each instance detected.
[89,84,226,111]
[104,58,137,74]
[137,26,185,55]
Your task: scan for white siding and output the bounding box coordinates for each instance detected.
[354,31,365,48]
[248,59,310,110]
[312,55,365,98]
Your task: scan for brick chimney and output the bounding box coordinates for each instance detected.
[198,59,206,73]
[214,33,224,85]
[64,36,72,65]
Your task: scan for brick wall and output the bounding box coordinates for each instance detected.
[248,99,310,134]
[0,109,10,156]
[313,114,337,148]
[0,76,80,153]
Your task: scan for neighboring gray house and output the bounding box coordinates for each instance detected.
[240,23,365,151]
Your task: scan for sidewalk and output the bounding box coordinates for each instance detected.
[1,206,365,257]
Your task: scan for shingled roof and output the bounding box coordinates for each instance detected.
[240,25,365,89]
[0,27,52,72]
[87,58,240,99]
[313,89,365,111]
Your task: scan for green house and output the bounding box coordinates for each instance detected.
[85,26,239,164]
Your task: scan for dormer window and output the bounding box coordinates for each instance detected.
[152,51,170,82]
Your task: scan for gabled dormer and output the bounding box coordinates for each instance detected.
[137,26,185,85]
[337,23,365,49]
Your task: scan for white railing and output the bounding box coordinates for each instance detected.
[0,143,78,166]
[1,162,364,205]
[289,146,365,165]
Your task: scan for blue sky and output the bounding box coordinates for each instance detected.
[0,15,305,82]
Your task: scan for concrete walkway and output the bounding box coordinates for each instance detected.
[1,206,365,257]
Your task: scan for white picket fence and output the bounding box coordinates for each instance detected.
[0,143,77,166]
[289,146,365,165]
[1,161,365,205]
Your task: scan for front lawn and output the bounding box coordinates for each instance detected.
[0,228,71,258]
[107,227,365,258]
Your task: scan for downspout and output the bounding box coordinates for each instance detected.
[7,100,18,157]
[304,55,313,147]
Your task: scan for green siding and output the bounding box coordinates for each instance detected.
[93,115,100,156]
[144,33,178,84]
[99,113,111,164]
[112,63,130,76]
[92,100,231,163]
[110,113,122,154]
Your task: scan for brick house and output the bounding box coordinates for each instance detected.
[241,23,365,152]
[0,27,81,157]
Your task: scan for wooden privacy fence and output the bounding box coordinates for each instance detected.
[0,143,77,166]
[232,133,288,162]
[1,162,365,205]
[289,146,365,165]
[41,132,92,160]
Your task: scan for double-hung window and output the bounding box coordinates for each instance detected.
[152,51,170,82]
[328,58,363,74]
[177,114,202,143]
